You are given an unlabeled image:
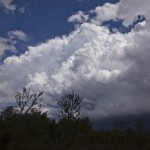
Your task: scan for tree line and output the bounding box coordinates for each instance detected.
[0,87,150,150]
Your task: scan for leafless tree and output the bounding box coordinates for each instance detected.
[58,91,83,119]
[14,87,44,114]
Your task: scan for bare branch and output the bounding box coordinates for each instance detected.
[57,91,83,119]
[14,87,44,114]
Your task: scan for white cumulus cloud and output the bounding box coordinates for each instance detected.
[91,2,119,25]
[1,0,150,120]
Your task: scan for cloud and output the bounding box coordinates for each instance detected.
[18,7,26,13]
[8,30,28,41]
[0,23,128,119]
[92,0,150,27]
[0,0,16,12]
[90,2,119,25]
[0,0,150,120]
[68,2,120,25]
[0,37,16,56]
[69,0,149,27]
[0,30,28,56]
[68,11,89,24]
[0,0,27,13]
[118,0,150,27]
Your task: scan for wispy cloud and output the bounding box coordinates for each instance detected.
[0,0,27,13]
[0,37,16,56]
[8,30,28,41]
[0,0,16,12]
[0,30,28,55]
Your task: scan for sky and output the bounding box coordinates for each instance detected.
[0,0,150,123]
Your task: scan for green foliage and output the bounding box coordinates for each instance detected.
[0,88,150,150]
[0,106,17,120]
[113,120,128,131]
[0,110,58,149]
[57,117,92,146]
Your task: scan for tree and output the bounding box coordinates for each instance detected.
[135,117,145,132]
[58,91,83,119]
[0,106,17,120]
[113,120,128,131]
[14,87,45,114]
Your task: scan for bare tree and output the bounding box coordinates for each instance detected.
[58,91,83,119]
[14,87,44,114]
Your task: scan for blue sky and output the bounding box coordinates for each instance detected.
[0,0,150,122]
[0,0,119,55]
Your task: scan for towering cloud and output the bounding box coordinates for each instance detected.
[0,0,150,120]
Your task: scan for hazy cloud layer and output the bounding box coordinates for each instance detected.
[0,0,150,120]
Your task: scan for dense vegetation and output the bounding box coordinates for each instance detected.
[0,88,150,150]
